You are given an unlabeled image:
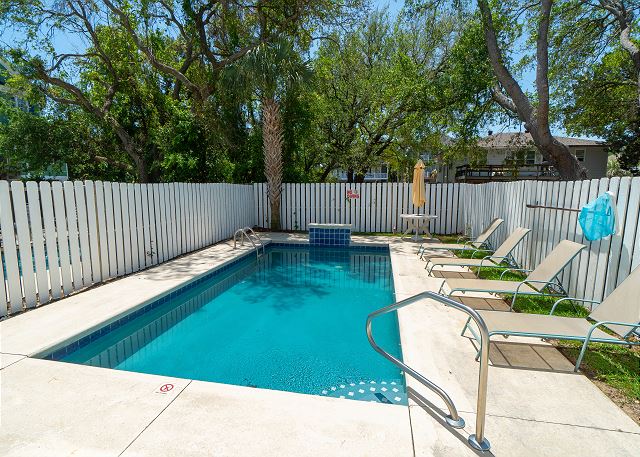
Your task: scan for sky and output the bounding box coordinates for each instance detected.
[377,0,404,16]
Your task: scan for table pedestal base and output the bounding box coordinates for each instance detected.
[400,215,437,241]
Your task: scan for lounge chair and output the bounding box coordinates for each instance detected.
[461,265,640,371]
[438,240,586,308]
[425,227,531,275]
[418,218,504,258]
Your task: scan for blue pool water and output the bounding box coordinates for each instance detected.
[58,245,404,403]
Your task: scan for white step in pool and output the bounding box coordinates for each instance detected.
[320,379,407,405]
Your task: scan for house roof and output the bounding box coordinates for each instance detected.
[479,132,604,149]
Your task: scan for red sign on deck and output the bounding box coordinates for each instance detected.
[155,383,175,394]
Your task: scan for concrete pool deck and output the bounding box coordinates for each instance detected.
[1,234,639,456]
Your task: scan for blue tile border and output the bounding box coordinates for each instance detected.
[309,226,351,247]
[40,240,390,360]
[269,242,389,253]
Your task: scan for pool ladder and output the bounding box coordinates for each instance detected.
[366,291,491,452]
[233,227,266,259]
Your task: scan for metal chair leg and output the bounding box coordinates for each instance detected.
[574,338,592,372]
[461,317,472,336]
[510,291,518,311]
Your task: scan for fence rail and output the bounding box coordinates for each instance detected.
[0,181,254,317]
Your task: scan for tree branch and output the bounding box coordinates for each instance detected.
[477,0,535,122]
[491,85,518,113]
[101,0,205,100]
[597,0,640,106]
[536,0,552,136]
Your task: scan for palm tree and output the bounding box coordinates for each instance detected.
[232,39,311,230]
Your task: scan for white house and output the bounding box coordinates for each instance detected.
[437,132,608,183]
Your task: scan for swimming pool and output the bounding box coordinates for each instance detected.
[46,244,405,404]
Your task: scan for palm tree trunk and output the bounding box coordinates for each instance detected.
[262,97,284,230]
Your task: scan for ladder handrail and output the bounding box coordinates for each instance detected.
[242,227,265,257]
[366,291,491,452]
[233,227,265,258]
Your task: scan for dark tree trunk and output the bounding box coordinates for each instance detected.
[270,195,281,231]
[347,169,355,183]
[319,168,332,182]
[262,98,284,230]
[527,126,586,179]
[130,152,150,183]
[319,161,337,182]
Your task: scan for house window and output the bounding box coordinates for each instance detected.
[574,149,585,162]
[506,150,536,166]
[525,150,536,165]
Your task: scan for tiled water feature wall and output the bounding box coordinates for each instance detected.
[308,224,352,247]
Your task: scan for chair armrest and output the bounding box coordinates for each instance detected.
[500,268,532,279]
[479,256,511,269]
[519,279,556,289]
[470,249,492,259]
[509,279,558,310]
[514,279,559,295]
[586,320,640,340]
[574,320,640,371]
[550,297,601,315]
[456,235,471,244]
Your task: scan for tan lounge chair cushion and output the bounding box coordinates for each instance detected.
[589,265,640,337]
[478,310,616,342]
[429,257,499,268]
[445,278,540,295]
[527,240,585,283]
[423,242,483,251]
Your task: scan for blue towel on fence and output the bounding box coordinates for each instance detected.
[578,192,617,241]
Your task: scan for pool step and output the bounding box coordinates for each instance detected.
[320,379,407,405]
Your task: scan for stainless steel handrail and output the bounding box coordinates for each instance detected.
[243,227,265,257]
[366,291,491,452]
[233,228,264,258]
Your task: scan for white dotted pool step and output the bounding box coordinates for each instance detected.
[320,380,407,405]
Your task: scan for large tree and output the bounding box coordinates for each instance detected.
[99,0,360,114]
[311,8,464,182]
[552,0,640,173]
[1,1,173,181]
[0,0,240,182]
[1,0,357,182]
[477,0,586,179]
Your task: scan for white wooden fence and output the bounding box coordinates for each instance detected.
[254,182,466,234]
[3,178,640,317]
[0,181,254,317]
[463,177,640,303]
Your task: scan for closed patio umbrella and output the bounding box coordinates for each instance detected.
[412,160,426,209]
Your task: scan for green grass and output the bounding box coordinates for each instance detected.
[437,234,465,244]
[440,235,640,403]
[472,265,590,317]
[558,342,640,401]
